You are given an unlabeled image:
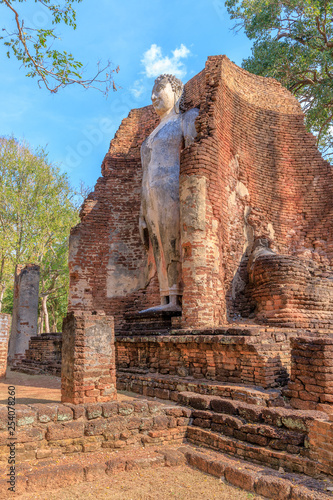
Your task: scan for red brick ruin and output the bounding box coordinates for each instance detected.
[61,311,116,404]
[68,55,333,330]
[3,56,333,498]
[63,54,333,478]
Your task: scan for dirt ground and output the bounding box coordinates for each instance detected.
[16,466,264,500]
[0,369,158,404]
[0,369,61,404]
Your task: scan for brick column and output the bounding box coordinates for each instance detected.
[0,314,11,377]
[61,311,116,404]
[7,264,40,365]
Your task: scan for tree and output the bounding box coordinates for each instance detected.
[0,136,80,331]
[38,240,70,333]
[1,0,119,94]
[225,0,333,160]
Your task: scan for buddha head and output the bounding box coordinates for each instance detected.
[151,74,184,117]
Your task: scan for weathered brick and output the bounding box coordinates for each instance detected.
[46,421,84,441]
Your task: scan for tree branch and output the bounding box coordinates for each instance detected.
[2,0,119,94]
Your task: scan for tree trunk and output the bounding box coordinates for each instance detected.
[38,312,43,334]
[50,302,57,332]
[0,256,6,312]
[41,295,50,333]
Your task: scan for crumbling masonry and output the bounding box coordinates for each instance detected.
[5,56,333,497]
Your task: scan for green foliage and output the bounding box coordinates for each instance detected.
[0,136,80,330]
[1,0,118,94]
[1,286,13,315]
[225,0,333,160]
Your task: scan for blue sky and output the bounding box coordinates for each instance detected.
[0,0,252,190]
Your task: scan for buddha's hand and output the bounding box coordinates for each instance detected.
[139,216,149,250]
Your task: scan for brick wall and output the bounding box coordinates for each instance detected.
[25,333,61,364]
[68,55,333,330]
[13,333,62,376]
[0,314,11,377]
[180,56,333,327]
[0,401,189,463]
[283,336,333,411]
[116,327,291,389]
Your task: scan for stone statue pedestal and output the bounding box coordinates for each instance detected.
[122,310,182,336]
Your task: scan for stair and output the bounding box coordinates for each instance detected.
[178,391,332,477]
[181,444,333,500]
[11,358,61,376]
[1,442,331,499]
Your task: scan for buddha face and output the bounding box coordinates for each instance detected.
[151,80,175,117]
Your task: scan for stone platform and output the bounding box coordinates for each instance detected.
[116,325,294,389]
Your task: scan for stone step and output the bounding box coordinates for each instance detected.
[23,359,60,368]
[181,444,333,500]
[170,325,263,336]
[11,366,42,375]
[178,391,327,428]
[178,391,331,476]
[187,425,325,477]
[116,370,286,406]
[190,407,307,453]
[11,360,61,376]
[1,442,331,499]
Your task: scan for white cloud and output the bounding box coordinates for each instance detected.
[141,44,191,79]
[172,45,190,59]
[130,79,145,99]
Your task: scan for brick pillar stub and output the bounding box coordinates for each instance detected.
[285,336,333,412]
[0,314,12,377]
[8,264,40,364]
[61,311,117,404]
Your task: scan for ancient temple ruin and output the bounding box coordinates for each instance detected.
[3,55,333,498]
[68,55,333,331]
[65,55,333,403]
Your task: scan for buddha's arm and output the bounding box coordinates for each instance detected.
[139,149,149,250]
[182,108,200,147]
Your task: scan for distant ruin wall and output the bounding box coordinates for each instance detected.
[8,264,40,363]
[0,314,11,377]
[68,56,333,331]
[11,333,62,376]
